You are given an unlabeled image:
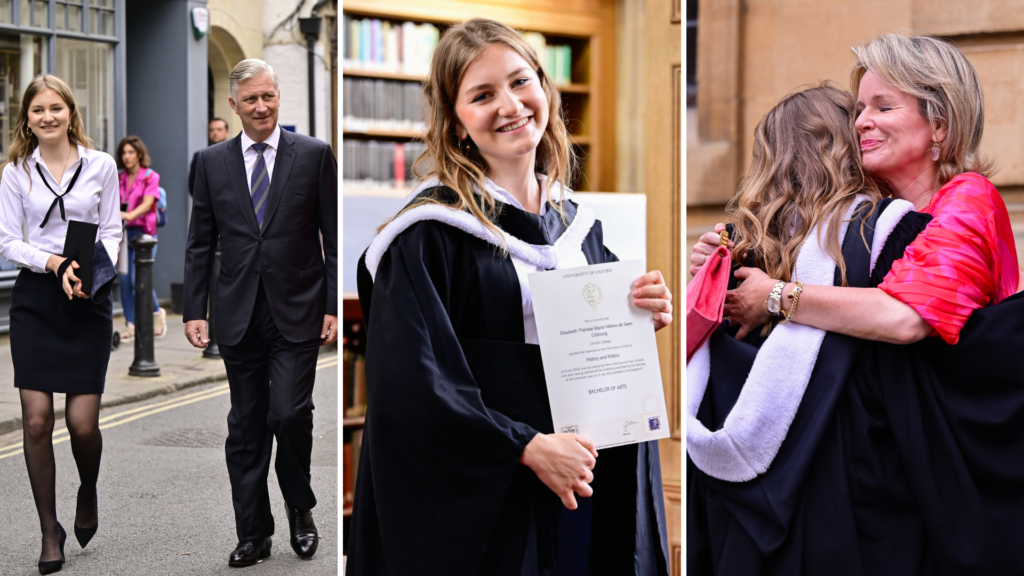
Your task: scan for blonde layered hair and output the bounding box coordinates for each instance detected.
[395,18,577,240]
[729,84,881,306]
[851,31,991,184]
[6,75,92,178]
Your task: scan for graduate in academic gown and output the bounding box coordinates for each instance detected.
[346,18,673,576]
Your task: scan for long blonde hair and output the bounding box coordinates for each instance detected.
[389,18,577,241]
[729,84,881,301]
[851,31,991,185]
[4,75,92,180]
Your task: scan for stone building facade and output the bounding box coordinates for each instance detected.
[688,0,1024,209]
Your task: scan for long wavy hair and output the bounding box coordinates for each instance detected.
[728,84,882,305]
[387,18,577,242]
[4,75,92,182]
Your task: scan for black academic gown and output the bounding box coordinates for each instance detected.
[689,199,1024,575]
[349,187,669,576]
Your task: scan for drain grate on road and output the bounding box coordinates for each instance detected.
[141,428,227,448]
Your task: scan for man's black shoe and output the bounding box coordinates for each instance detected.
[228,537,272,567]
[286,505,319,559]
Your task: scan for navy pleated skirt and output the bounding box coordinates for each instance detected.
[10,268,112,393]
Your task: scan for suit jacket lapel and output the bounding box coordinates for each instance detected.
[225,135,261,236]
[259,129,295,232]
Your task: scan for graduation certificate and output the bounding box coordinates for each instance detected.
[529,259,670,449]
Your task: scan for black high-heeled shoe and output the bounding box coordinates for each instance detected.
[74,486,98,548]
[38,523,66,574]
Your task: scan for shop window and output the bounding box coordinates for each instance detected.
[56,37,112,153]
[56,0,86,33]
[20,0,49,28]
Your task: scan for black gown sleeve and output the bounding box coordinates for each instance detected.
[347,220,540,576]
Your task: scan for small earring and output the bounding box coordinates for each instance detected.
[460,139,472,155]
[931,142,940,162]
[25,126,31,136]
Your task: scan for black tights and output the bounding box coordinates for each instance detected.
[20,390,102,562]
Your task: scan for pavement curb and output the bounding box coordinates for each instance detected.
[0,368,229,437]
[0,342,336,437]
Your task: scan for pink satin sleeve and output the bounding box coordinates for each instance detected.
[878,173,1018,345]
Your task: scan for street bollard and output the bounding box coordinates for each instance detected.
[203,236,222,359]
[129,234,161,377]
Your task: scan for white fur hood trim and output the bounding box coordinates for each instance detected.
[686,195,903,482]
[364,195,596,281]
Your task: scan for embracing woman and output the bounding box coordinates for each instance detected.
[688,32,1024,575]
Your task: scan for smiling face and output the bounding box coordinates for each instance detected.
[855,70,945,190]
[453,44,548,170]
[228,72,279,142]
[27,88,71,146]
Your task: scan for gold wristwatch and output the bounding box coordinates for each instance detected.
[765,280,787,317]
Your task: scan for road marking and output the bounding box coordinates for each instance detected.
[0,355,337,461]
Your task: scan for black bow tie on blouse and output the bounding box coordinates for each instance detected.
[37,160,84,228]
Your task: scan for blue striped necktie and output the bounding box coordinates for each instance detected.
[250,142,270,227]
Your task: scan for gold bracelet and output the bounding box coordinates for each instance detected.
[779,281,803,325]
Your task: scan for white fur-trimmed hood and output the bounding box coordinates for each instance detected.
[686,197,912,482]
[364,180,595,280]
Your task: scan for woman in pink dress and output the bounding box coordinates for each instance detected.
[115,135,165,339]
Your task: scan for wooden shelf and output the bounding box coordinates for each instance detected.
[343,127,426,139]
[343,68,426,82]
[343,298,363,320]
[343,416,366,427]
[558,83,590,94]
[343,68,589,94]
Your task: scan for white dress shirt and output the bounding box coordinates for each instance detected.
[0,145,121,274]
[402,174,583,345]
[482,175,578,345]
[240,125,281,194]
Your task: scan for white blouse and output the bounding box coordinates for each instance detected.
[0,145,121,274]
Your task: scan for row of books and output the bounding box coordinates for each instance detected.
[522,32,576,86]
[342,427,363,511]
[342,16,440,77]
[343,140,428,191]
[343,321,367,418]
[343,77,427,133]
[340,16,578,86]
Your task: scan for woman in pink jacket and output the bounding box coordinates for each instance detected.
[116,135,165,338]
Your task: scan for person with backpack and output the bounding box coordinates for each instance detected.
[116,135,165,339]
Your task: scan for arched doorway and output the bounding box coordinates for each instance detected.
[208,25,246,137]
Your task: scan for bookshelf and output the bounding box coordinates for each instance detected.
[341,0,618,555]
[341,0,617,195]
[341,298,365,525]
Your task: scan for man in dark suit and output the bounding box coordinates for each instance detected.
[189,117,231,196]
[183,58,337,567]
